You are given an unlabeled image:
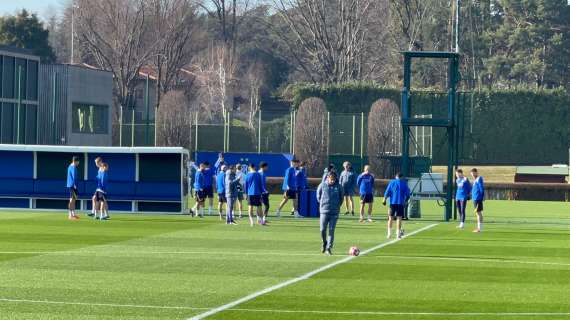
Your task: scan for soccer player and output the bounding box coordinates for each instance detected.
[216,165,228,221]
[225,165,240,225]
[259,161,270,221]
[383,173,411,239]
[66,156,80,220]
[89,157,103,217]
[292,162,307,215]
[214,153,225,175]
[191,163,206,218]
[357,165,375,223]
[187,160,196,195]
[276,159,299,217]
[245,163,264,226]
[95,162,110,220]
[339,161,356,216]
[236,164,245,219]
[203,162,215,216]
[455,169,472,229]
[317,171,344,255]
[471,168,485,233]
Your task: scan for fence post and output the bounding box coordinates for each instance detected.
[360,112,364,167]
[131,107,135,147]
[326,111,330,156]
[17,66,22,144]
[289,109,293,154]
[226,111,231,152]
[194,113,198,152]
[52,73,57,145]
[352,114,356,155]
[257,109,261,154]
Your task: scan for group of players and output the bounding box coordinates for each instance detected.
[66,156,110,220]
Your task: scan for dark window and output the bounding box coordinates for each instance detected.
[25,104,37,144]
[72,103,108,134]
[15,58,27,100]
[1,103,14,143]
[36,152,84,180]
[27,60,38,101]
[139,154,181,182]
[2,56,14,99]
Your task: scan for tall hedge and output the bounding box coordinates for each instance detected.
[284,82,570,165]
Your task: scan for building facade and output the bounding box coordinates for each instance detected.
[0,45,40,144]
[39,64,114,146]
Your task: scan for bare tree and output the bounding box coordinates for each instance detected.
[367,99,401,178]
[272,0,378,83]
[75,0,157,138]
[149,0,199,145]
[156,90,193,149]
[199,0,250,58]
[294,97,328,177]
[245,61,263,129]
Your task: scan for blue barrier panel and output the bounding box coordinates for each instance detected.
[0,198,29,208]
[195,152,293,177]
[86,200,133,212]
[0,151,33,178]
[308,190,319,217]
[0,179,34,196]
[298,189,319,218]
[87,153,136,181]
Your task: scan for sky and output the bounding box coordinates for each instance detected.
[0,0,64,19]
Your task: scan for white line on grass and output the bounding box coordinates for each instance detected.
[0,298,209,311]
[186,223,439,320]
[225,308,570,317]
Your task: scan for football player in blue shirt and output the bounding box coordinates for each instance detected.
[89,157,103,217]
[216,165,227,221]
[471,168,485,233]
[203,162,215,216]
[245,163,264,226]
[191,163,206,218]
[276,159,299,217]
[95,162,110,220]
[66,156,80,220]
[383,173,411,239]
[455,169,472,229]
[258,162,270,221]
[356,165,375,223]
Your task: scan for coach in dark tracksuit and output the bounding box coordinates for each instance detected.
[317,171,344,256]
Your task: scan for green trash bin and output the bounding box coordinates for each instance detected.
[407,199,421,218]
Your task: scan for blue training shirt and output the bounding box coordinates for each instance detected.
[455,177,471,201]
[472,176,485,201]
[97,170,108,193]
[194,170,205,191]
[258,169,268,194]
[245,171,263,196]
[216,171,226,194]
[384,178,410,205]
[282,166,297,191]
[66,164,78,188]
[356,173,374,195]
[295,168,307,190]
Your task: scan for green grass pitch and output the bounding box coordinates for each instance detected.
[0,197,569,319]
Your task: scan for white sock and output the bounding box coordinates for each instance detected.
[478,221,482,230]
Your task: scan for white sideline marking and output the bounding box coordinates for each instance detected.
[0,298,208,311]
[187,223,439,320]
[229,308,570,316]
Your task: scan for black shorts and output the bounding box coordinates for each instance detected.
[389,204,405,218]
[69,187,78,200]
[237,192,244,201]
[284,189,297,199]
[473,200,484,212]
[195,190,205,202]
[248,195,262,207]
[95,191,106,202]
[218,193,227,203]
[360,194,374,203]
[204,186,214,198]
[262,193,270,207]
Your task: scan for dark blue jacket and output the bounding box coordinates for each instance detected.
[245,171,263,196]
[225,172,241,198]
[258,169,269,194]
[317,181,344,215]
[384,178,410,205]
[203,168,214,187]
[295,168,307,190]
